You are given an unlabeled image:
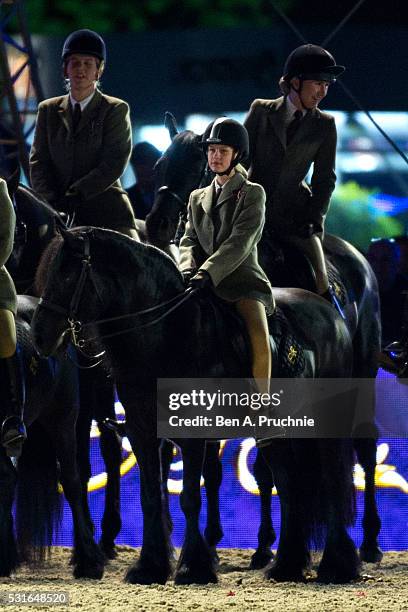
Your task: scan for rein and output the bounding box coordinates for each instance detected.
[38,233,198,355]
[156,159,208,242]
[156,185,185,208]
[77,287,197,344]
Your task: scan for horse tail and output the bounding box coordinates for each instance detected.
[291,439,356,550]
[15,421,62,563]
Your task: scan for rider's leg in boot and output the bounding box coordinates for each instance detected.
[235,299,282,446]
[303,235,346,318]
[0,309,26,456]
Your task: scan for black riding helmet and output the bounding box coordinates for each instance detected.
[202,118,249,175]
[62,29,107,64]
[283,44,345,83]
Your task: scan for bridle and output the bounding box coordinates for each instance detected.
[153,154,209,243]
[156,185,185,209]
[38,233,198,363]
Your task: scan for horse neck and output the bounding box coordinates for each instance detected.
[91,234,183,338]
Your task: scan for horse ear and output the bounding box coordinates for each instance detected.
[164,111,178,140]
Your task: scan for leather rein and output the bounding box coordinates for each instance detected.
[38,234,197,365]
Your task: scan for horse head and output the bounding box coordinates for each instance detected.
[32,227,185,358]
[31,228,106,357]
[145,127,208,248]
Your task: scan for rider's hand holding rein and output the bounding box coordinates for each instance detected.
[0,178,26,456]
[29,29,138,240]
[188,270,212,291]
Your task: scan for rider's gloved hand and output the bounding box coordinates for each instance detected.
[181,269,196,287]
[56,192,78,216]
[188,270,213,291]
[297,222,315,239]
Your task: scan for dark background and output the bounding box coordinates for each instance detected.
[32,22,407,124]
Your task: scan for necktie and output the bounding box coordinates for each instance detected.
[72,103,82,132]
[286,110,303,145]
[214,184,222,204]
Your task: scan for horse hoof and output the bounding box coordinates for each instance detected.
[124,563,168,585]
[359,545,383,564]
[250,549,274,570]
[264,562,305,583]
[73,563,104,579]
[208,547,220,566]
[316,567,360,584]
[100,541,118,560]
[174,563,217,585]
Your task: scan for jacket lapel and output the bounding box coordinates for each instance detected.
[215,172,246,208]
[287,108,320,148]
[200,184,214,216]
[197,185,214,248]
[75,89,103,135]
[57,95,71,133]
[267,96,286,148]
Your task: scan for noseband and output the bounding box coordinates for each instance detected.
[38,235,105,363]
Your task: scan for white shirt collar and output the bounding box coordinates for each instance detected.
[214,171,236,190]
[70,90,95,111]
[285,96,306,119]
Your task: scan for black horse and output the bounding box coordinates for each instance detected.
[0,295,105,578]
[3,169,61,295]
[145,119,382,566]
[32,227,359,584]
[2,171,123,558]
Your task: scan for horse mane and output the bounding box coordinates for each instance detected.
[34,227,183,297]
[33,233,63,297]
[16,184,63,220]
[90,228,182,283]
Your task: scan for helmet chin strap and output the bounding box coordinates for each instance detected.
[215,167,234,177]
[290,79,313,112]
[214,151,240,177]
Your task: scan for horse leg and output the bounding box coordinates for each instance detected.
[98,424,122,559]
[263,441,310,582]
[202,442,223,563]
[76,369,95,535]
[354,438,383,563]
[95,378,122,559]
[250,447,276,569]
[351,309,382,563]
[0,450,18,576]
[160,439,175,537]
[124,409,173,585]
[317,440,360,583]
[46,410,105,579]
[175,439,217,585]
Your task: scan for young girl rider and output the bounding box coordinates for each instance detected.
[179,118,274,395]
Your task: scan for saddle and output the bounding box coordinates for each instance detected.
[198,294,308,378]
[260,235,348,313]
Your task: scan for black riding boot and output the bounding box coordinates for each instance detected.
[321,285,345,319]
[0,348,27,457]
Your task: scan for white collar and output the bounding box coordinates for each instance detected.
[285,96,306,119]
[70,90,95,111]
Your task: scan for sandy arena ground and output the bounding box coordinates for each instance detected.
[1,547,408,611]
